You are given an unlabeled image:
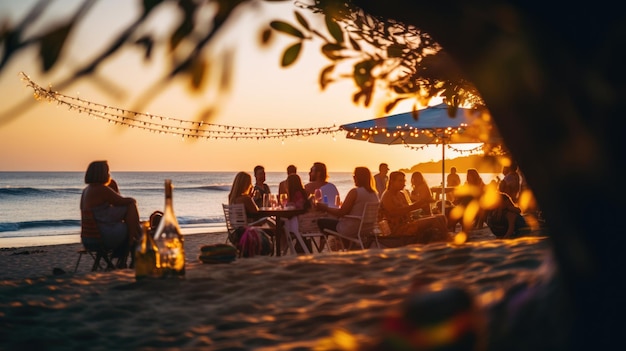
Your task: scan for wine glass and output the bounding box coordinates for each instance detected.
[279,193,288,208]
[314,188,323,204]
[334,194,342,208]
[269,194,278,209]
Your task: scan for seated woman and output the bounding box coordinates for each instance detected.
[485,192,531,239]
[228,171,275,228]
[408,171,435,217]
[316,167,380,249]
[80,160,140,268]
[283,173,314,252]
[379,171,450,244]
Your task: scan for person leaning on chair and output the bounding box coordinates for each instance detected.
[379,171,451,244]
[80,160,141,268]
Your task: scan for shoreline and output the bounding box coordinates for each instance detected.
[0,224,227,249]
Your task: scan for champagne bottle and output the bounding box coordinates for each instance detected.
[153,179,185,278]
[135,221,160,280]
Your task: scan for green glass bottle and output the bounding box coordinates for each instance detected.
[153,179,185,278]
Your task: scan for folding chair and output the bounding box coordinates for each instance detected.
[322,202,380,251]
[74,246,116,272]
[74,208,121,273]
[222,203,275,249]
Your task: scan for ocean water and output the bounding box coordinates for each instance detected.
[0,171,498,248]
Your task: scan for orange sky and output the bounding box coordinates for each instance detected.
[0,0,471,172]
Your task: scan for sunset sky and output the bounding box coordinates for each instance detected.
[0,0,472,173]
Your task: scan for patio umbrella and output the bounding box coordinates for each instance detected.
[339,103,498,215]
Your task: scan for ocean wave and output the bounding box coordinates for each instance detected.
[0,187,82,197]
[0,216,225,233]
[0,220,80,233]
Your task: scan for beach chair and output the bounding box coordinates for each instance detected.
[322,202,380,251]
[74,209,120,273]
[74,246,116,272]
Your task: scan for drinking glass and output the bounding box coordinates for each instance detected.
[269,194,278,209]
[262,193,270,209]
[314,189,323,204]
[279,193,288,208]
[334,195,341,208]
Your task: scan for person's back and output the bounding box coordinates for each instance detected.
[279,164,296,197]
[80,160,140,268]
[500,163,521,203]
[486,192,528,238]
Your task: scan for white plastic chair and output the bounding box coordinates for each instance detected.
[222,203,272,244]
[285,211,327,254]
[322,202,380,251]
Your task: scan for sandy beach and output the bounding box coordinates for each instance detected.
[0,230,566,350]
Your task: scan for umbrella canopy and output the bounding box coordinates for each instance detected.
[340,103,498,215]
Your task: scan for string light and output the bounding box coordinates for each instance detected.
[20,72,489,155]
[20,72,339,140]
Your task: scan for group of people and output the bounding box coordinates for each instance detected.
[79,159,532,262]
[227,162,454,251]
[442,163,530,239]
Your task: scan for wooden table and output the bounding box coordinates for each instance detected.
[257,207,307,256]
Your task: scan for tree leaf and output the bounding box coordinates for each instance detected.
[384,98,403,113]
[320,64,335,89]
[281,42,302,67]
[170,18,194,51]
[321,43,344,60]
[294,11,310,31]
[349,37,360,51]
[270,21,304,39]
[325,15,343,43]
[142,0,163,14]
[189,58,206,90]
[135,36,154,60]
[387,43,404,58]
[260,28,272,44]
[39,24,71,72]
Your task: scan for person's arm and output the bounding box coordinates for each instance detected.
[317,188,357,217]
[382,191,420,220]
[107,178,120,193]
[102,186,136,206]
[241,196,260,214]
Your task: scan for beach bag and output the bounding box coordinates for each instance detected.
[237,226,273,258]
[199,244,237,264]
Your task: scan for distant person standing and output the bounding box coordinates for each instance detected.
[446,166,461,202]
[447,167,461,187]
[278,164,297,198]
[252,165,271,207]
[373,163,390,198]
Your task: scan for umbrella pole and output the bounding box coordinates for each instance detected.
[441,142,446,216]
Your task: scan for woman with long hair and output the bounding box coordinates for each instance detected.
[316,167,379,246]
[409,171,434,216]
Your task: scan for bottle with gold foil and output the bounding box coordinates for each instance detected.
[153,179,185,278]
[135,221,160,280]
